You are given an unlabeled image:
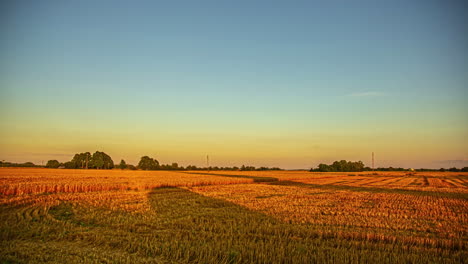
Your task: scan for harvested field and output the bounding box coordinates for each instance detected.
[1,168,467,263]
[0,168,254,195]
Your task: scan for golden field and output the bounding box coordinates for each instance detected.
[1,168,467,263]
[0,168,254,195]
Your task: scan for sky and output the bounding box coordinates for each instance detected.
[1,0,467,169]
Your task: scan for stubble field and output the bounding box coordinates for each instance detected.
[1,168,467,263]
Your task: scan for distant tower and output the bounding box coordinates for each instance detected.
[372,152,375,170]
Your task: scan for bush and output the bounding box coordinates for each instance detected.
[46,160,61,168]
[311,160,365,172]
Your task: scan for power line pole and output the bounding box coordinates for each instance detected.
[206,155,209,172]
[372,152,375,170]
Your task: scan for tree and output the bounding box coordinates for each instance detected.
[63,151,113,169]
[127,164,137,170]
[63,161,75,169]
[312,160,365,172]
[23,162,36,167]
[119,159,127,170]
[240,165,256,171]
[138,156,159,170]
[46,160,60,168]
[69,152,91,169]
[349,161,364,172]
[88,151,114,169]
[316,163,332,172]
[186,165,198,170]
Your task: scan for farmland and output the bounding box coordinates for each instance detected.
[1,168,467,263]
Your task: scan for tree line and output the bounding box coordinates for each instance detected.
[42,151,283,171]
[54,151,115,169]
[310,160,468,172]
[0,161,39,168]
[310,160,366,172]
[2,154,467,172]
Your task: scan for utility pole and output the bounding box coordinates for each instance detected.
[372,152,375,170]
[206,155,210,172]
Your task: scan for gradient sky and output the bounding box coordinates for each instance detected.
[1,0,467,169]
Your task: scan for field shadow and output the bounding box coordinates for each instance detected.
[1,187,464,263]
[146,187,321,263]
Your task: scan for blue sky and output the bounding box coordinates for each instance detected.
[1,0,467,168]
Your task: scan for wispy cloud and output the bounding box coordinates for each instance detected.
[348,91,386,97]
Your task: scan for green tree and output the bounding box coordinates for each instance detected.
[138,156,159,170]
[23,162,36,167]
[119,159,127,170]
[63,161,75,169]
[349,161,364,172]
[186,165,198,170]
[89,151,114,169]
[317,163,333,172]
[69,152,91,169]
[313,160,365,172]
[45,160,60,168]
